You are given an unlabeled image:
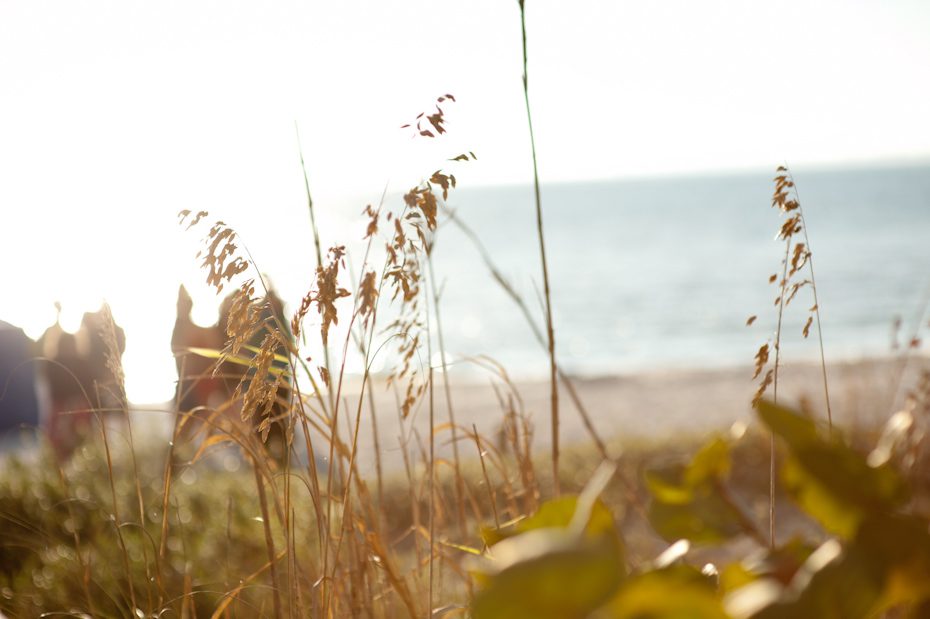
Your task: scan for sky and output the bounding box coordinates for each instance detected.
[1,0,929,403]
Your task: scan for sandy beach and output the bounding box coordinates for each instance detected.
[318,354,929,473]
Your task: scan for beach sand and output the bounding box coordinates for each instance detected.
[124,354,928,476]
[337,354,928,473]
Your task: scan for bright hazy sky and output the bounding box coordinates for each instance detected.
[2,0,929,402]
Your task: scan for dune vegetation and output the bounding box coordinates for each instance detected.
[3,4,930,618]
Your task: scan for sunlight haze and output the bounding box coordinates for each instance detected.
[2,0,929,402]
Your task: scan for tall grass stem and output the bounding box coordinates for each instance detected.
[518,0,560,495]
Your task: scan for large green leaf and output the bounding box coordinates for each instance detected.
[645,436,747,544]
[855,515,930,614]
[648,492,744,544]
[737,517,930,618]
[686,437,731,486]
[480,496,619,547]
[645,463,695,505]
[595,565,728,619]
[473,470,627,619]
[471,529,625,619]
[755,401,820,449]
[757,401,908,537]
[645,438,731,504]
[782,444,906,538]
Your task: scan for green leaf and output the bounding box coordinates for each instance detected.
[645,436,746,545]
[757,401,908,537]
[645,463,695,504]
[595,565,728,619]
[649,491,744,544]
[720,563,758,594]
[855,515,930,613]
[686,437,731,486]
[744,520,930,619]
[782,445,905,538]
[645,437,730,505]
[472,529,625,619]
[756,400,819,449]
[481,495,619,548]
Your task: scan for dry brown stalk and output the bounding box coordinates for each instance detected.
[252,462,283,619]
[295,122,336,413]
[94,395,138,613]
[426,249,467,536]
[99,304,156,610]
[473,423,500,529]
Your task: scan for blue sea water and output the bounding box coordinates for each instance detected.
[415,164,930,378]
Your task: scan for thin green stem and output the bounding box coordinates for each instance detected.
[518,0,560,496]
[788,169,833,432]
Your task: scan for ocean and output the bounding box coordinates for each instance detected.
[5,163,928,445]
[14,163,929,409]
[412,164,930,379]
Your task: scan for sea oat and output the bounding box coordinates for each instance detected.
[178,210,251,294]
[223,280,261,357]
[750,167,827,404]
[293,246,351,346]
[400,94,455,138]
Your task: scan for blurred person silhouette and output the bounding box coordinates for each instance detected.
[38,303,127,458]
[171,283,293,466]
[0,320,41,451]
[217,283,292,465]
[171,285,226,433]
[77,306,126,411]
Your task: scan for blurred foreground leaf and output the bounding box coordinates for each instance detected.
[472,469,626,619]
[594,565,728,619]
[480,495,617,547]
[471,529,625,619]
[757,401,908,537]
[645,437,751,544]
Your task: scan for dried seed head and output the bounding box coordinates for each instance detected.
[293,246,351,345]
[98,303,127,405]
[179,211,251,294]
[753,369,774,407]
[237,330,287,442]
[358,270,379,324]
[224,281,261,357]
[802,315,814,338]
[362,204,379,239]
[753,343,770,380]
[400,94,455,138]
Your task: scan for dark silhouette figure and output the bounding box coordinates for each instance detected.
[0,320,40,449]
[37,304,127,458]
[231,285,291,463]
[171,286,226,422]
[170,284,292,464]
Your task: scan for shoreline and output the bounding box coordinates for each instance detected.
[120,354,927,473]
[350,354,926,470]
